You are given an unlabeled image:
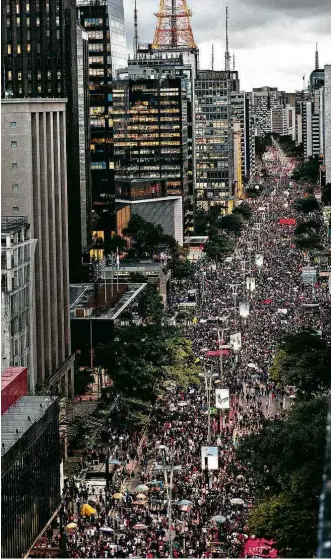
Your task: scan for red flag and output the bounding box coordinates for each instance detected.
[279,218,296,225]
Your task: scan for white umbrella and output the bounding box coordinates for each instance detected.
[247,363,258,369]
[177,402,188,407]
[230,498,245,505]
[100,526,114,533]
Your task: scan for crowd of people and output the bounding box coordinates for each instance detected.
[31,145,330,558]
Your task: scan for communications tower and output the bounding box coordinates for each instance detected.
[152,0,197,50]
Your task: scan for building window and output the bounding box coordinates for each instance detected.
[13,207,19,213]
[57,70,61,79]
[36,16,40,26]
[26,17,30,27]
[12,184,19,192]
[8,70,12,81]
[17,17,20,26]
[16,2,20,14]
[26,2,30,12]
[7,44,11,54]
[10,121,17,128]
[7,17,11,27]
[12,162,18,169]
[17,72,22,81]
[11,141,17,148]
[17,44,21,54]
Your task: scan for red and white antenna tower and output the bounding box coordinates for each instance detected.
[152,0,197,51]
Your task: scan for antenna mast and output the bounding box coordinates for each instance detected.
[233,51,235,71]
[152,0,197,51]
[315,42,319,70]
[212,44,214,71]
[134,0,139,53]
[225,6,231,72]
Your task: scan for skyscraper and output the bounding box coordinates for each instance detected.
[77,0,127,236]
[1,0,92,272]
[324,65,331,185]
[195,70,239,209]
[1,99,75,395]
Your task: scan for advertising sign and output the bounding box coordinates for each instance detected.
[255,254,264,268]
[302,267,317,284]
[246,277,256,292]
[215,388,230,409]
[239,302,250,318]
[230,332,242,351]
[201,446,219,471]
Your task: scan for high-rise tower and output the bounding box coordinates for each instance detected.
[152,0,197,50]
[315,42,319,70]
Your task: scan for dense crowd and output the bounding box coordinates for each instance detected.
[32,145,330,558]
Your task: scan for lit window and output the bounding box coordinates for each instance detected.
[16,2,20,14]
[18,72,22,81]
[26,17,30,27]
[8,71,12,81]
[47,71,51,79]
[36,16,40,26]
[7,44,11,54]
[17,44,21,54]
[7,17,11,27]
[26,3,30,12]
[26,43,30,53]
[12,184,19,192]
[12,162,18,169]
[17,17,20,26]
[13,206,19,213]
[37,86,41,93]
[57,70,61,79]
[10,121,17,128]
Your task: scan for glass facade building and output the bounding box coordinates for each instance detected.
[112,78,189,197]
[78,0,127,233]
[195,70,239,207]
[1,396,60,559]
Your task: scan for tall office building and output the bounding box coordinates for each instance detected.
[231,90,255,185]
[324,65,331,185]
[1,218,37,388]
[195,70,239,208]
[1,0,92,271]
[77,0,127,235]
[250,87,282,137]
[1,99,75,395]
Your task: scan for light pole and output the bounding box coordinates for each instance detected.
[199,365,217,444]
[156,451,181,559]
[230,283,239,329]
[217,323,229,434]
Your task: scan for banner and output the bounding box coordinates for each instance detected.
[201,446,218,470]
[244,538,278,558]
[255,254,264,268]
[302,267,317,284]
[230,332,242,351]
[246,277,256,292]
[239,302,250,318]
[279,218,296,225]
[206,349,230,357]
[215,389,230,409]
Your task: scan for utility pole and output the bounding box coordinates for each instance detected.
[156,450,181,558]
[230,283,239,328]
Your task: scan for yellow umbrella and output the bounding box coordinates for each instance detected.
[80,503,97,517]
[113,493,124,500]
[66,522,77,530]
[136,493,148,500]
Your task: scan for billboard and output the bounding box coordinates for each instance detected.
[201,446,218,470]
[246,277,256,292]
[302,267,317,284]
[230,332,242,351]
[215,389,230,409]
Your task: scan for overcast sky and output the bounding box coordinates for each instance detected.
[123,0,331,91]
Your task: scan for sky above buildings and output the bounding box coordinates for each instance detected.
[123,0,331,91]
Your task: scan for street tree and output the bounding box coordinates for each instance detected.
[322,182,331,205]
[138,288,164,324]
[232,203,252,221]
[270,330,331,395]
[204,233,235,261]
[293,196,319,214]
[220,213,245,236]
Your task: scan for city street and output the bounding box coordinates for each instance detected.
[31,145,330,558]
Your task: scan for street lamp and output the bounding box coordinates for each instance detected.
[199,365,218,444]
[239,302,250,324]
[155,451,182,559]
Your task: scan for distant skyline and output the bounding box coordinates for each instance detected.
[123,0,331,91]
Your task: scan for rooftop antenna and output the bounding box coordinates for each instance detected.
[303,74,305,90]
[225,6,231,72]
[315,42,319,70]
[233,51,235,71]
[212,44,214,71]
[134,0,139,54]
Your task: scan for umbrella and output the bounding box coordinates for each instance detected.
[177,499,193,506]
[132,500,148,506]
[109,459,121,465]
[177,401,188,407]
[180,505,191,512]
[135,484,149,492]
[211,515,226,524]
[133,523,148,530]
[149,480,163,486]
[80,504,97,516]
[230,498,245,505]
[66,522,77,530]
[113,493,124,500]
[136,493,148,500]
[247,363,258,369]
[158,444,168,450]
[100,526,114,533]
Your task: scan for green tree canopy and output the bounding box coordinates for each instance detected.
[220,213,245,236]
[294,231,321,251]
[322,182,331,205]
[269,330,331,395]
[204,233,235,261]
[232,202,252,221]
[291,156,320,183]
[292,196,319,214]
[169,258,196,279]
[237,396,328,557]
[123,215,164,258]
[138,288,164,324]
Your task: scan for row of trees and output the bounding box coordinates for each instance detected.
[291,156,320,184]
[292,195,323,251]
[96,320,201,429]
[273,133,304,158]
[203,204,252,262]
[237,329,331,557]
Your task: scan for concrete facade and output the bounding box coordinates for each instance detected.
[1,99,74,396]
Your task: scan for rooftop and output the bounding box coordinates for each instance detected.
[70,282,146,321]
[1,395,57,456]
[1,216,28,233]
